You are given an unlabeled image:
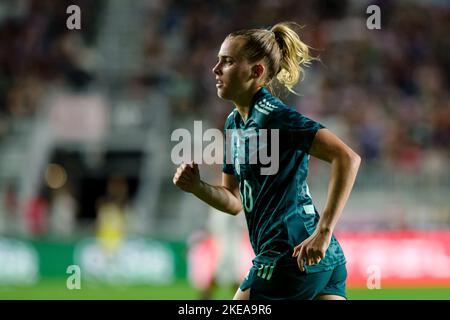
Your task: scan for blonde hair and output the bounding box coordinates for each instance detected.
[226,21,314,95]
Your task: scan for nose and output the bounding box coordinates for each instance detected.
[212,61,221,76]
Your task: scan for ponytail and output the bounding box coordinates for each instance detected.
[270,22,314,94]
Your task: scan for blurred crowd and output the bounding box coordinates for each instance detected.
[137,0,450,173]
[1,0,448,169]
[0,0,100,137]
[0,0,449,236]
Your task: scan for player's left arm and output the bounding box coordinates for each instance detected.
[293,128,361,271]
[309,128,361,233]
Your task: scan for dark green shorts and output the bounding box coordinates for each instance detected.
[240,261,347,300]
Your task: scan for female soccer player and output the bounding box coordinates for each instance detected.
[173,22,361,300]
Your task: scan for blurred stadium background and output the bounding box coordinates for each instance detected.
[0,0,449,299]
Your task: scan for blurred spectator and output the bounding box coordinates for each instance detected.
[49,186,77,237]
[95,176,131,255]
[1,182,19,233]
[199,206,247,299]
[24,187,49,236]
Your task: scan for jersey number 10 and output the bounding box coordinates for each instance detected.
[240,180,254,212]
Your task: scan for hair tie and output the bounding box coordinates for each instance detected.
[266,27,275,37]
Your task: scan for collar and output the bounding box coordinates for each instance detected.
[249,86,271,107]
[234,87,271,127]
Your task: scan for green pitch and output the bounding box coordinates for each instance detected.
[0,279,449,300]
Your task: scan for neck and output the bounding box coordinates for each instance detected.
[234,86,262,122]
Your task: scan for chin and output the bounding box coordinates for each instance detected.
[217,88,231,101]
[216,88,226,99]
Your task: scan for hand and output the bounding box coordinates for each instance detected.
[292,228,332,272]
[173,162,201,194]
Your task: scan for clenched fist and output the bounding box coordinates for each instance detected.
[173,162,201,193]
[292,228,332,272]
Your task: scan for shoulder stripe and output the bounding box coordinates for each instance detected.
[261,265,269,279]
[257,265,264,277]
[266,265,274,280]
[257,101,278,111]
[227,109,236,119]
[261,98,278,107]
[255,105,269,115]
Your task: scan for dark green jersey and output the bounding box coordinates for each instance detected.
[222,87,346,273]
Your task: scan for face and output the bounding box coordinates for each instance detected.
[212,37,256,102]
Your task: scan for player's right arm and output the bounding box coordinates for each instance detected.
[173,163,242,215]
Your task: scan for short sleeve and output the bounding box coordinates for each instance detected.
[222,114,235,175]
[222,133,234,174]
[272,107,325,153]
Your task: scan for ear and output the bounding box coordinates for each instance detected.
[251,64,265,79]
